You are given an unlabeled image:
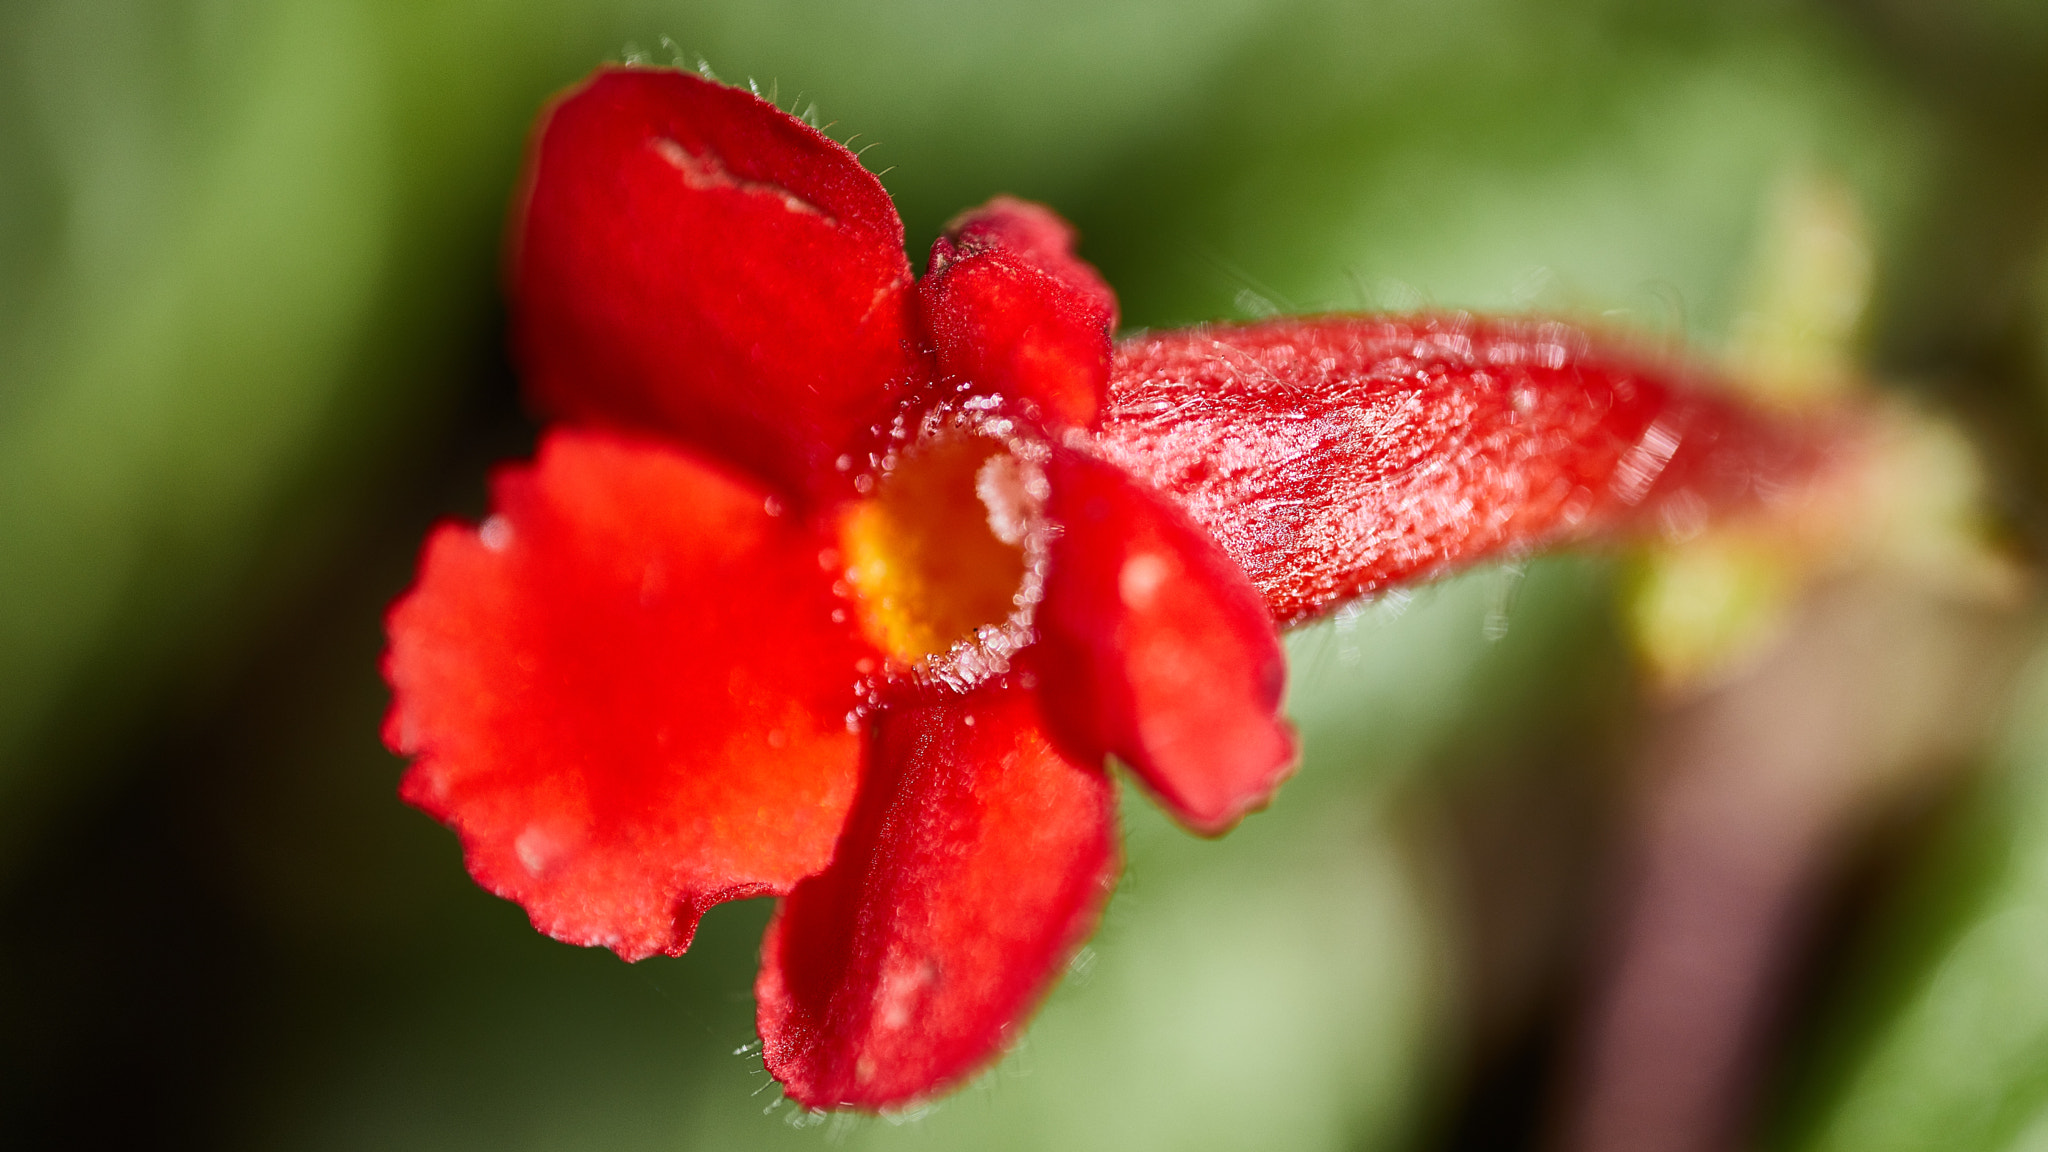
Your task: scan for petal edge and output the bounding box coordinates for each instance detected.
[757,683,1119,1109]
[1035,451,1297,836]
[384,429,871,960]
[514,67,927,502]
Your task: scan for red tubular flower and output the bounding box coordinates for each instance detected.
[383,66,1838,1112]
[1094,317,1836,625]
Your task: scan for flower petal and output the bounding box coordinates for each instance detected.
[514,67,927,502]
[1035,450,1297,836]
[932,197,1118,324]
[919,198,1116,428]
[756,683,1119,1110]
[384,429,871,962]
[1095,315,1829,623]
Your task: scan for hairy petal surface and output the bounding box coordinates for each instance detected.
[384,429,870,961]
[757,683,1119,1110]
[1035,450,1297,835]
[931,196,1117,324]
[514,67,926,503]
[1096,315,1830,623]
[920,198,1116,429]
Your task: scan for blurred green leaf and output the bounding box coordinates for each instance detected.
[0,0,391,814]
[1774,633,2048,1152]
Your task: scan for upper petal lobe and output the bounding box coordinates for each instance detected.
[514,67,927,502]
[919,198,1117,428]
[931,196,1117,324]
[384,429,872,961]
[756,683,1119,1110]
[1034,450,1297,836]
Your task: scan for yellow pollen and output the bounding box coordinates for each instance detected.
[838,436,1030,665]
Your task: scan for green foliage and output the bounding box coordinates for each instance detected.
[1769,640,2048,1152]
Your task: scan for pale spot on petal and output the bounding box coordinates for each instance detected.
[1119,552,1172,610]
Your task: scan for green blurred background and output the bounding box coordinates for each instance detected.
[4,0,2048,1148]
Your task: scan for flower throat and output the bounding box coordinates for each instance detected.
[837,434,1046,683]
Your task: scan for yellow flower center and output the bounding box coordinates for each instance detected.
[837,433,1046,681]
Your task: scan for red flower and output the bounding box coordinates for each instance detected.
[383,66,1830,1112]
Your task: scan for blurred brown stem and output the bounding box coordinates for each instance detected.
[1561,574,2022,1152]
